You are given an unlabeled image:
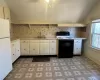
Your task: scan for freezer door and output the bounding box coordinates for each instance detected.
[0,38,12,80]
[0,19,10,38]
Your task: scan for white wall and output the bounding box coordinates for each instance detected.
[11,24,81,39]
[0,0,7,6]
[84,2,100,65]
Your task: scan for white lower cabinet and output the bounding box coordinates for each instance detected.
[20,40,29,55]
[73,39,82,55]
[49,40,56,55]
[20,40,57,55]
[40,42,49,55]
[11,40,20,63]
[30,42,39,55]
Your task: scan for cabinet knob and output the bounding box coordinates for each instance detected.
[13,54,14,55]
[24,49,26,50]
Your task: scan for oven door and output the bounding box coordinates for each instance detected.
[58,39,74,58]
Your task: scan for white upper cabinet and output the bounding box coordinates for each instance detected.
[4,7,10,20]
[0,19,10,38]
[0,6,10,20]
[0,6,4,19]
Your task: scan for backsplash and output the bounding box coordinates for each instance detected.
[11,24,81,39]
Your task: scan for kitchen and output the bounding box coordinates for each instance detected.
[11,24,86,58]
[0,0,100,80]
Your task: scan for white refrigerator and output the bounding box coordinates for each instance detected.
[0,19,12,80]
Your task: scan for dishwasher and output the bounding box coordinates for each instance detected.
[58,39,74,58]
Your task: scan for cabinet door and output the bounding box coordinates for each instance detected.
[50,43,56,55]
[0,6,4,19]
[30,43,39,55]
[0,19,10,38]
[74,47,81,55]
[74,40,82,55]
[40,43,49,55]
[21,43,29,55]
[11,43,16,63]
[4,7,10,20]
[15,40,20,59]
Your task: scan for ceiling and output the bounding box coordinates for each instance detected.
[5,0,99,24]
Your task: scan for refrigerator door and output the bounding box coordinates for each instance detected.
[0,19,10,38]
[0,38,12,80]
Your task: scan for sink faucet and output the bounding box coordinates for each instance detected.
[37,32,45,38]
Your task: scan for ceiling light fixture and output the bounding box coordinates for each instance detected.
[45,0,49,3]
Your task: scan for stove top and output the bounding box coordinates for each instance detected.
[56,36,72,39]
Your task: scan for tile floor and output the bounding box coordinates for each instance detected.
[5,56,100,80]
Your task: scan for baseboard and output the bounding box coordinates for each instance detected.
[73,55,82,56]
[84,54,100,66]
[12,57,20,64]
[20,55,57,58]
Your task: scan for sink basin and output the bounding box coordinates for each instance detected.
[36,36,46,39]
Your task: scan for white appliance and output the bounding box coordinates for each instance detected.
[0,19,12,80]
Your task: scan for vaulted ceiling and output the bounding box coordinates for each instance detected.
[5,0,99,24]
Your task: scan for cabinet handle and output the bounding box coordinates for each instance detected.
[24,49,26,50]
[33,49,35,50]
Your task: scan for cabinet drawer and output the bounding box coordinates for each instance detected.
[30,40,39,43]
[74,42,82,48]
[49,40,56,43]
[40,40,49,43]
[74,39,82,43]
[21,40,29,43]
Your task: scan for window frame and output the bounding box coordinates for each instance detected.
[91,21,100,50]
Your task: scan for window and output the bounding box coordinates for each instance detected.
[91,22,100,49]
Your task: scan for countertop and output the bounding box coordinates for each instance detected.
[11,37,86,41]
